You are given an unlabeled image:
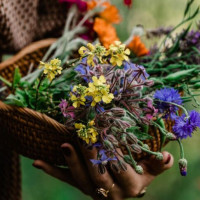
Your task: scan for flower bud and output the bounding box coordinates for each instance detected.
[131,144,142,153]
[110,107,125,117]
[144,80,154,86]
[106,135,119,147]
[143,144,150,150]
[103,140,114,150]
[155,152,164,160]
[120,133,127,145]
[127,132,138,143]
[178,158,187,176]
[135,165,144,174]
[166,132,177,140]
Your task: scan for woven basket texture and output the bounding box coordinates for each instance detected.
[0,39,172,199]
[0,0,67,53]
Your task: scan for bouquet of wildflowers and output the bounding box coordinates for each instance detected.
[0,0,200,179]
[2,40,200,177]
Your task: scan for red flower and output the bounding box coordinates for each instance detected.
[123,0,132,7]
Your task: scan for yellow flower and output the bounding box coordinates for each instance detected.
[108,41,130,66]
[70,84,87,108]
[78,43,108,66]
[70,93,86,108]
[39,58,62,81]
[86,76,114,107]
[75,123,86,129]
[75,120,98,144]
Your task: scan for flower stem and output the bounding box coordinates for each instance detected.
[177,139,185,159]
[156,99,189,118]
[35,74,45,110]
[125,145,137,168]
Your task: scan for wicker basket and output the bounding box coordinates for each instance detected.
[0,39,168,199]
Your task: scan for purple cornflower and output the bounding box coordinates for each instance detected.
[90,149,117,165]
[154,88,182,119]
[124,62,149,81]
[59,99,75,118]
[173,111,200,139]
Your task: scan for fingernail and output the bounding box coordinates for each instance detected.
[61,147,71,157]
[32,163,42,169]
[165,154,171,164]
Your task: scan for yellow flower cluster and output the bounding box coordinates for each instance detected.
[75,120,98,144]
[88,76,114,106]
[78,41,130,67]
[79,43,107,66]
[39,58,62,81]
[69,76,114,108]
[70,84,87,108]
[108,41,130,66]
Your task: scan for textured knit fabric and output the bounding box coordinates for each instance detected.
[0,0,68,53]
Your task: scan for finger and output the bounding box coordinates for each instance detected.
[61,143,94,195]
[138,151,174,189]
[109,148,145,198]
[32,160,76,186]
[139,151,174,176]
[79,144,123,200]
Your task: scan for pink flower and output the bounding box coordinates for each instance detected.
[58,0,87,12]
[144,100,158,120]
[59,99,75,118]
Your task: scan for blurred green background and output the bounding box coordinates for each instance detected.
[19,0,200,199]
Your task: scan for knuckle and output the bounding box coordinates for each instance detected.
[126,187,141,197]
[94,175,108,186]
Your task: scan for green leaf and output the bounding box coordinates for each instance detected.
[126,127,153,140]
[184,0,194,17]
[0,75,12,87]
[12,68,21,89]
[5,94,25,107]
[166,24,191,56]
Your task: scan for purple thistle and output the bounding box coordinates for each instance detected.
[173,111,200,139]
[90,149,117,165]
[154,88,182,119]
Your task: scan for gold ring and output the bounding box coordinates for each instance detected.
[96,183,115,198]
[136,187,147,198]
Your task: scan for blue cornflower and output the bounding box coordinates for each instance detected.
[154,88,182,119]
[90,149,117,165]
[173,111,200,139]
[124,62,149,81]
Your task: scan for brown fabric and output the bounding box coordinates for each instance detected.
[0,0,68,53]
[0,149,21,200]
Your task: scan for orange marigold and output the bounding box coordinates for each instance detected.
[87,1,121,24]
[93,18,119,49]
[127,36,149,57]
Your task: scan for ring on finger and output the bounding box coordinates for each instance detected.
[136,187,147,198]
[96,183,115,198]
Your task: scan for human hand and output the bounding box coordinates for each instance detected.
[33,143,173,200]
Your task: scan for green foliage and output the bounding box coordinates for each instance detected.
[126,126,153,140]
